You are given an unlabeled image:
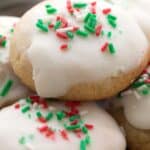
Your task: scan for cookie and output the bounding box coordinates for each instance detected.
[0,16,31,107]
[0,96,126,150]
[10,0,149,100]
[109,63,150,149]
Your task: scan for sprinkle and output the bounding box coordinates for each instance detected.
[107,14,117,28]
[67,0,74,14]
[107,31,112,38]
[85,135,91,145]
[45,128,55,138]
[60,130,69,140]
[102,8,111,15]
[73,3,87,8]
[60,44,68,50]
[101,42,108,52]
[38,126,49,133]
[82,126,88,134]
[76,30,88,37]
[69,115,80,121]
[56,111,66,120]
[36,111,43,118]
[95,25,102,36]
[45,112,53,121]
[0,35,7,47]
[131,81,145,88]
[108,43,116,54]
[14,103,20,109]
[54,21,62,30]
[38,117,47,123]
[21,106,30,113]
[84,13,93,23]
[46,6,57,14]
[65,124,81,131]
[36,19,48,32]
[66,31,74,39]
[91,1,96,6]
[26,98,32,104]
[56,32,68,39]
[85,124,94,130]
[80,139,86,150]
[0,79,13,97]
[84,24,95,33]
[19,136,26,145]
[107,14,117,21]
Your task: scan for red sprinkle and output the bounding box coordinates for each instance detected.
[38,126,49,133]
[85,124,94,130]
[91,1,96,6]
[56,32,68,40]
[46,129,55,137]
[49,24,54,28]
[145,79,150,84]
[95,25,102,36]
[14,103,20,109]
[38,117,47,123]
[71,120,79,125]
[60,44,68,50]
[67,0,74,14]
[60,130,69,140]
[101,42,108,52]
[102,8,111,15]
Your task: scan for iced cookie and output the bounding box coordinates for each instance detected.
[0,96,126,150]
[10,0,149,100]
[109,64,150,149]
[0,16,31,107]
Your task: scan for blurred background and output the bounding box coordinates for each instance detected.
[0,0,41,16]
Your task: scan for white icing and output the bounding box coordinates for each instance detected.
[22,0,148,97]
[0,100,126,150]
[0,16,31,106]
[108,0,150,41]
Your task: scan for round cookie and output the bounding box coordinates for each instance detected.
[0,96,126,150]
[10,0,149,101]
[107,0,150,41]
[0,16,31,107]
[108,64,150,149]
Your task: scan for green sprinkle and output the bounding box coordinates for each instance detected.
[19,136,26,145]
[108,43,116,54]
[26,98,32,104]
[84,13,96,23]
[73,3,87,8]
[36,20,48,32]
[82,126,88,134]
[1,40,7,47]
[85,135,91,145]
[107,32,112,38]
[36,111,42,118]
[107,14,117,21]
[10,28,14,33]
[108,19,117,28]
[131,81,145,88]
[54,21,62,30]
[45,112,53,121]
[66,31,74,39]
[0,79,13,97]
[80,140,86,150]
[21,106,30,113]
[65,124,81,130]
[45,4,52,8]
[56,111,66,120]
[141,88,149,95]
[69,115,80,121]
[84,24,95,33]
[46,7,57,14]
[76,30,88,37]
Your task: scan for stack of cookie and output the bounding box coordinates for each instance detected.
[0,0,150,149]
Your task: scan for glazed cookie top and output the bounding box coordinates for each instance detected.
[116,64,150,130]
[108,0,150,41]
[0,16,31,106]
[0,96,126,150]
[14,0,149,98]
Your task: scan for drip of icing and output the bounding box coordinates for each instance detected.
[0,16,31,106]
[0,97,126,150]
[25,0,148,97]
